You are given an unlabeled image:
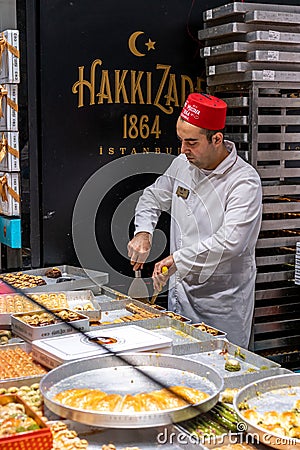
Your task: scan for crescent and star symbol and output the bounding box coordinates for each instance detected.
[128,31,156,57]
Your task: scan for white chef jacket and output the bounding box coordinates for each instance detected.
[135,141,262,348]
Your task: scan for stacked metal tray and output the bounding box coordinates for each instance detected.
[203,2,300,23]
[199,2,300,87]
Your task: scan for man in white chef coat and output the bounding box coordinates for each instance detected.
[128,93,262,348]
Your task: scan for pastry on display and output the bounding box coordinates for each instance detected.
[102,445,140,450]
[164,311,190,322]
[0,272,46,289]
[0,383,43,413]
[224,358,241,372]
[48,421,88,449]
[100,302,160,325]
[0,292,68,313]
[17,309,83,326]
[192,322,222,336]
[73,302,94,311]
[240,399,300,439]
[219,388,240,404]
[54,386,209,412]
[0,330,11,344]
[212,445,256,449]
[0,346,47,379]
[45,267,62,278]
[0,400,41,436]
[0,394,52,449]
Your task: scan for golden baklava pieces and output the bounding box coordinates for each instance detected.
[0,346,47,379]
[0,272,46,289]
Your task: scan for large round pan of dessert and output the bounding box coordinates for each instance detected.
[233,373,300,450]
[40,352,223,428]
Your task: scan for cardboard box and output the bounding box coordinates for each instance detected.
[0,30,20,83]
[0,131,19,171]
[0,215,21,248]
[0,83,18,131]
[0,172,20,216]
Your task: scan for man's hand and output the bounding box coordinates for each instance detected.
[152,255,177,292]
[127,232,152,271]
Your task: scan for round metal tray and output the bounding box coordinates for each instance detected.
[40,352,223,428]
[233,373,300,450]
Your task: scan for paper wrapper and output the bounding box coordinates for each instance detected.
[0,83,18,131]
[0,30,20,83]
[0,171,20,216]
[0,131,19,171]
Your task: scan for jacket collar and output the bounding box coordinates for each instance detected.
[188,140,237,180]
[211,140,237,175]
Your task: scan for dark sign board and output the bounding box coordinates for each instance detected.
[36,0,213,287]
[31,0,300,290]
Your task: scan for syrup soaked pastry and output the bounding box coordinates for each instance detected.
[54,386,210,412]
[241,398,300,439]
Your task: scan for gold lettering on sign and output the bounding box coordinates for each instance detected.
[98,146,181,156]
[72,59,102,107]
[72,59,205,112]
[115,70,129,104]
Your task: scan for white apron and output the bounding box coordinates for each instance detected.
[135,141,262,348]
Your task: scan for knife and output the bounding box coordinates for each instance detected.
[150,266,169,305]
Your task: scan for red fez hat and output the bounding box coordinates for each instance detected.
[180,93,227,130]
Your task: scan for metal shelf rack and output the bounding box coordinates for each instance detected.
[199,2,300,369]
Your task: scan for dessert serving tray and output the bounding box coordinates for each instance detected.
[234,373,300,450]
[40,352,223,428]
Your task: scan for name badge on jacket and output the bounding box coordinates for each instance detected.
[176,186,190,199]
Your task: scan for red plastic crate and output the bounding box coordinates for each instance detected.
[0,394,53,450]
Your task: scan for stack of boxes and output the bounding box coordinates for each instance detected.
[198,2,300,365]
[0,29,21,249]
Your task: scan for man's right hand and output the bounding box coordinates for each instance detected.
[127,232,152,271]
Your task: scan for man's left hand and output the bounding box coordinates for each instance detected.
[152,255,176,292]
